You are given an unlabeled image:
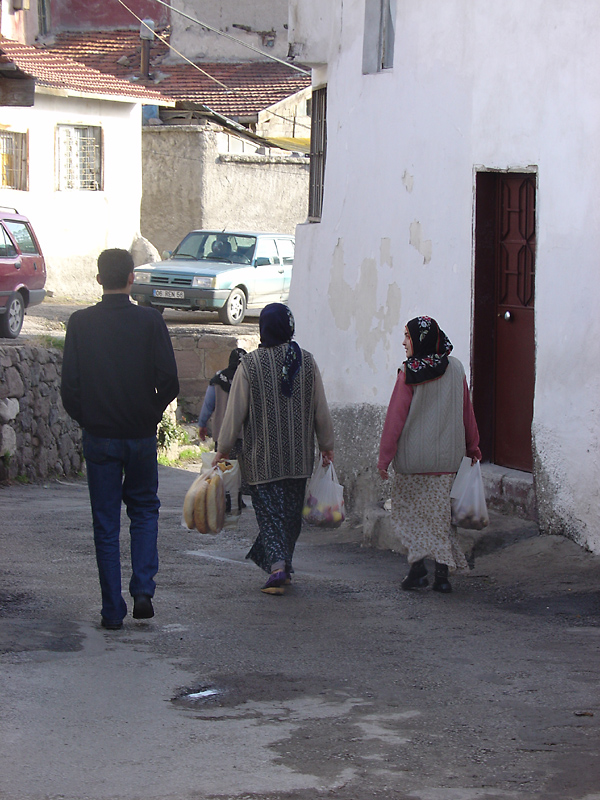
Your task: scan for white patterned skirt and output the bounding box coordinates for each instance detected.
[391,472,469,572]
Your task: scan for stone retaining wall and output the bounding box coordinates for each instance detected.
[0,344,82,482]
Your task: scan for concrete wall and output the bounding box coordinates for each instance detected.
[287,0,600,551]
[141,124,309,257]
[170,0,290,63]
[0,92,144,302]
[171,328,260,422]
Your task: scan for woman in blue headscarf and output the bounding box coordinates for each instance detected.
[215,303,334,595]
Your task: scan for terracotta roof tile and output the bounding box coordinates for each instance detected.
[0,35,173,104]
[38,29,310,117]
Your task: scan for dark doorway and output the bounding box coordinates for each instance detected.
[473,171,536,472]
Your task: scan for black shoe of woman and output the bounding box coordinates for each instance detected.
[401,559,429,590]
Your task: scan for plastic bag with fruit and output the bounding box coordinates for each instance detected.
[302,462,346,528]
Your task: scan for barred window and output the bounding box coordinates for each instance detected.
[308,86,327,222]
[56,125,103,191]
[0,131,28,191]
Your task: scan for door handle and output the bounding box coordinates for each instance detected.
[498,310,512,321]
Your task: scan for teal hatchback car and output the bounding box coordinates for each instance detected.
[132,230,294,324]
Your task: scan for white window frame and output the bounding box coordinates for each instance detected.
[363,0,396,74]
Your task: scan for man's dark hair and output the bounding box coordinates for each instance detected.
[97,248,135,290]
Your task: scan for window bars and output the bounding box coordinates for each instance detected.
[308,86,327,222]
[56,125,102,191]
[0,131,28,191]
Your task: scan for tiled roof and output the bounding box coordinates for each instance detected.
[37,29,311,117]
[0,35,173,104]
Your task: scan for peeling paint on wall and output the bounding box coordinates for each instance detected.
[402,171,414,193]
[409,220,432,264]
[328,238,402,369]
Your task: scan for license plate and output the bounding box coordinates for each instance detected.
[153,289,184,299]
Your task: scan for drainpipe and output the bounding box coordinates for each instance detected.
[140,18,155,79]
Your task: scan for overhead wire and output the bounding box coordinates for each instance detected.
[114,0,312,139]
[138,0,310,76]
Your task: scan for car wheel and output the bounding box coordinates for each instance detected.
[218,288,246,325]
[0,293,25,339]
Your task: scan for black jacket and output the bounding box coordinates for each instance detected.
[61,294,179,439]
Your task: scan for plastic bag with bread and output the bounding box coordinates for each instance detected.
[182,468,226,533]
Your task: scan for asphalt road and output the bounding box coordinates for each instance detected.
[1,466,600,800]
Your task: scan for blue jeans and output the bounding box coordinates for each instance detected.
[83,432,160,623]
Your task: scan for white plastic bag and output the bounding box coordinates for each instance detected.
[181,467,226,534]
[303,462,346,528]
[201,453,242,516]
[450,457,489,530]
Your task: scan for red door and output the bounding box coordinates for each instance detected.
[473,172,536,473]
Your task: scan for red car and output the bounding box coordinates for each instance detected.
[0,208,46,338]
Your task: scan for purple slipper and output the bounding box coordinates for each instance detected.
[261,570,287,595]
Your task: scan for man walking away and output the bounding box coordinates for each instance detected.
[61,248,179,630]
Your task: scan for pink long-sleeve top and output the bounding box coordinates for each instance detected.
[378,369,482,474]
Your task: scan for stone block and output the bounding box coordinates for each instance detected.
[5,367,24,398]
[0,424,17,457]
[174,349,204,381]
[0,397,20,423]
[205,348,232,379]
[41,363,58,382]
[172,336,197,351]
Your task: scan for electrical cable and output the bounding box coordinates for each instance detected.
[138,0,310,75]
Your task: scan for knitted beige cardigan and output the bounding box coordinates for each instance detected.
[393,356,466,475]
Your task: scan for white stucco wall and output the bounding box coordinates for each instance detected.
[288,0,600,550]
[0,92,143,300]
[169,0,290,62]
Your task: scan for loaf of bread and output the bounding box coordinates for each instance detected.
[183,469,226,534]
[206,471,225,532]
[183,474,209,530]
[194,478,210,533]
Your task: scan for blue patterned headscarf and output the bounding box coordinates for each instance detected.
[259,303,302,398]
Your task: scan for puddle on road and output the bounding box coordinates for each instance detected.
[172,684,224,706]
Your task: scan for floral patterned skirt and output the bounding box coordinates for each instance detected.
[391,472,469,572]
[246,478,307,573]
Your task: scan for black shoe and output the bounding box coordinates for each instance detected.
[133,594,154,619]
[432,562,452,593]
[101,617,123,630]
[401,559,429,590]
